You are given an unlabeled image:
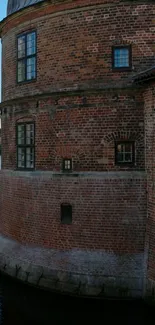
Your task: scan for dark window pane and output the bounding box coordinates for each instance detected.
[117,144,123,153]
[26,147,34,169]
[18,36,25,59]
[114,48,129,68]
[125,143,132,152]
[18,147,25,168]
[17,124,25,145]
[125,152,132,162]
[117,152,124,162]
[18,60,25,82]
[26,124,34,145]
[27,57,36,80]
[116,142,134,164]
[27,32,36,56]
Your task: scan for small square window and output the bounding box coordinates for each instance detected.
[115,142,135,165]
[63,158,72,172]
[112,46,132,70]
[61,204,72,224]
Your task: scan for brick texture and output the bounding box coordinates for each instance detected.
[143,83,155,301]
[1,1,154,101]
[2,91,144,171]
[0,0,152,297]
[0,171,146,252]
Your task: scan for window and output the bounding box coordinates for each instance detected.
[115,142,135,165]
[17,31,36,83]
[61,204,72,224]
[63,158,72,172]
[17,123,35,169]
[112,46,132,70]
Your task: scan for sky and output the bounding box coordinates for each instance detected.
[0,0,7,102]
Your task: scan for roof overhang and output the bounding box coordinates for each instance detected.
[7,0,44,16]
[0,0,48,38]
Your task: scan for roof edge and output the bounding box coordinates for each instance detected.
[7,0,45,17]
[0,0,47,37]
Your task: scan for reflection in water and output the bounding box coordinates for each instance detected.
[0,274,155,325]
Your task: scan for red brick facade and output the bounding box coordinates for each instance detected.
[1,92,144,171]
[0,0,154,298]
[142,82,155,301]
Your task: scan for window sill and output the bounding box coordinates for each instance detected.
[112,67,132,72]
[115,163,135,167]
[17,78,37,86]
[16,168,35,171]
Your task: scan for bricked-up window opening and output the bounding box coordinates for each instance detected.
[115,142,135,165]
[17,123,35,169]
[61,204,72,224]
[112,46,132,70]
[63,158,72,172]
[17,31,36,83]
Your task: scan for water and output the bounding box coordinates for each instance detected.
[1,274,155,324]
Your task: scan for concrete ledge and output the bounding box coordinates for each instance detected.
[0,170,146,180]
[0,235,144,298]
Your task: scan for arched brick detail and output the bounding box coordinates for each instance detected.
[100,130,144,168]
[101,130,144,146]
[16,116,36,123]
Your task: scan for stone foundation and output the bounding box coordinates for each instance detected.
[0,234,144,298]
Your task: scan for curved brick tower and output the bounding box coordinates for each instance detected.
[0,0,154,299]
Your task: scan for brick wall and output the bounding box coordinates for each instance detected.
[2,91,144,171]
[1,1,155,101]
[0,169,146,297]
[0,0,151,296]
[143,83,155,301]
[0,170,146,251]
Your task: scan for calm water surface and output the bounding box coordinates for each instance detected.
[1,275,155,325]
